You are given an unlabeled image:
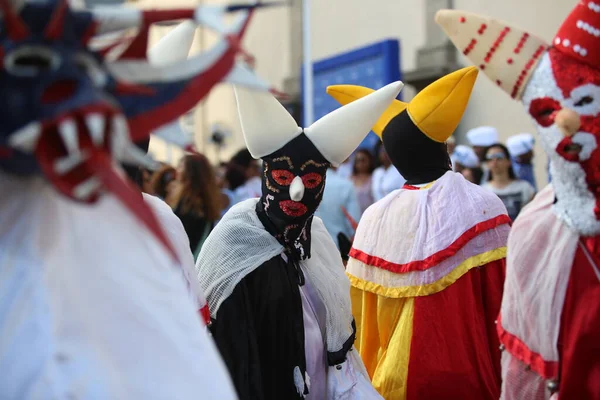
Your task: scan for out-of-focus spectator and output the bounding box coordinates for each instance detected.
[229,148,261,200]
[483,143,535,221]
[507,133,537,191]
[466,125,499,184]
[452,144,479,173]
[351,149,376,214]
[168,153,222,258]
[315,167,361,255]
[151,165,176,201]
[466,126,499,162]
[447,135,456,168]
[336,154,354,179]
[140,167,155,194]
[372,145,405,201]
[215,161,235,217]
[461,167,484,185]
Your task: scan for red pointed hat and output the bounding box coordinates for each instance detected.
[554,1,600,70]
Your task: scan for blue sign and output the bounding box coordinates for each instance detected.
[302,39,402,153]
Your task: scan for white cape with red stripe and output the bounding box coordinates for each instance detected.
[348,171,510,294]
[498,184,579,382]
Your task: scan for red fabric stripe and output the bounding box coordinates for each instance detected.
[406,261,504,400]
[497,317,559,379]
[199,305,211,326]
[349,214,510,273]
[402,184,421,190]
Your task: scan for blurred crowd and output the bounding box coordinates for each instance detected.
[138,125,538,261]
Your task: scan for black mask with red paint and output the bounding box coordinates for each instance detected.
[255,133,329,260]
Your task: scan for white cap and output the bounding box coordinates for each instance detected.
[466,126,499,147]
[234,81,404,166]
[446,135,456,144]
[453,145,479,168]
[507,133,535,157]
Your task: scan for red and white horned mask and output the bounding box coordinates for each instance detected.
[437,1,600,235]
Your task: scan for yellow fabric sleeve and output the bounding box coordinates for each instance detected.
[351,286,414,399]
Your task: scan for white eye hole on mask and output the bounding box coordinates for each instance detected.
[5,46,61,77]
[289,176,305,201]
[567,84,600,117]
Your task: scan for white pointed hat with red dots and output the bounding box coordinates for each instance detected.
[436,1,600,100]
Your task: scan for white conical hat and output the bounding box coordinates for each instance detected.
[304,81,403,166]
[234,86,302,159]
[435,9,548,100]
[147,21,197,66]
[234,81,403,164]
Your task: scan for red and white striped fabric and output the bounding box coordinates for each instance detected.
[347,171,510,295]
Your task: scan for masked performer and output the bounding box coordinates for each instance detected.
[196,81,403,399]
[437,2,600,398]
[0,0,277,398]
[327,67,511,400]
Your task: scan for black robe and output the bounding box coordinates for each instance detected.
[209,255,308,400]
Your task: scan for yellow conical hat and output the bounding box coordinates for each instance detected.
[326,66,479,143]
[407,66,478,142]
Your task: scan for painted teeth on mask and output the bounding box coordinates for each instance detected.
[7,121,42,152]
[73,176,102,200]
[85,113,105,146]
[110,114,130,159]
[58,118,79,154]
[54,150,89,175]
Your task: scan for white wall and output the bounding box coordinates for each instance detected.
[134,0,577,186]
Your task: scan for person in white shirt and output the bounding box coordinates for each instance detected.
[371,144,406,201]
